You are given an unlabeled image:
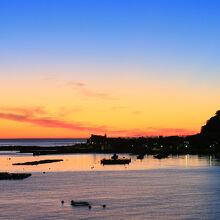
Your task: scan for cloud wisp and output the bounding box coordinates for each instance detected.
[0,107,46,117]
[0,112,107,133]
[0,107,197,137]
[42,76,113,100]
[67,81,86,87]
[67,81,113,100]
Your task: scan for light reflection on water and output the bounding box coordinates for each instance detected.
[0,153,220,172]
[1,153,220,219]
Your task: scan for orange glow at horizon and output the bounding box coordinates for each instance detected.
[0,73,219,138]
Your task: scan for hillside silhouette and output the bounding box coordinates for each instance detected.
[201,110,220,138]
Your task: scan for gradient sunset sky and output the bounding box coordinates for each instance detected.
[0,0,220,138]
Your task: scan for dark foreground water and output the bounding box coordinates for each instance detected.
[1,154,220,219]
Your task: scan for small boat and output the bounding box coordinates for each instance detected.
[0,172,32,180]
[71,200,90,206]
[101,158,131,165]
[154,153,169,159]
[137,154,145,160]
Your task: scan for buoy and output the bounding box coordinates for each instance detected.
[61,200,64,204]
[102,204,106,208]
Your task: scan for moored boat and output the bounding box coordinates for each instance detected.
[101,157,131,165]
[137,154,145,160]
[154,153,169,159]
[71,200,90,206]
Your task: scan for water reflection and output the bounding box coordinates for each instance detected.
[1,153,220,172]
[185,154,189,168]
[210,155,212,167]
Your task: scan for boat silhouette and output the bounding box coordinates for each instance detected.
[101,154,131,165]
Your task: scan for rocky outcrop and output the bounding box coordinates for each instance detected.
[201,110,220,138]
[0,172,31,180]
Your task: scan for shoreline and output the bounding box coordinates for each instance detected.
[0,144,220,157]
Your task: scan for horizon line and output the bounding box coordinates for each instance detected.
[0,133,198,140]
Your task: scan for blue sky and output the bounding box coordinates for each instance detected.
[1,0,220,79]
[0,0,220,137]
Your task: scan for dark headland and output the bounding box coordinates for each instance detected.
[1,110,220,156]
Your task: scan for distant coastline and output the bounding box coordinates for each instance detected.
[0,138,87,147]
[1,111,220,156]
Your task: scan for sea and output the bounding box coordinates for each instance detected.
[0,138,87,147]
[1,151,220,219]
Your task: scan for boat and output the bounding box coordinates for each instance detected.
[71,200,90,206]
[153,153,169,159]
[137,154,145,160]
[0,172,32,180]
[101,157,131,165]
[101,158,131,165]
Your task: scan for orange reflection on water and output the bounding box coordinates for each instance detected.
[0,153,219,173]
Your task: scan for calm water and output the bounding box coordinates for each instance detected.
[0,138,87,147]
[1,154,220,219]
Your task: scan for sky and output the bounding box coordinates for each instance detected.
[0,0,220,138]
